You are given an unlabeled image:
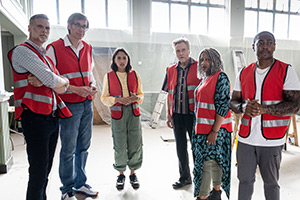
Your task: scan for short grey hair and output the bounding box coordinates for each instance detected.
[29,14,49,25]
[172,37,191,50]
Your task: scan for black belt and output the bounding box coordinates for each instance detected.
[23,108,58,118]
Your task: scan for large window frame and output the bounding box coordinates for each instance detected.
[245,0,300,39]
[32,0,131,29]
[151,0,226,34]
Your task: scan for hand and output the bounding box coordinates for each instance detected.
[244,99,262,117]
[128,93,139,104]
[28,74,43,87]
[73,86,95,97]
[115,97,132,105]
[166,113,173,128]
[89,85,98,96]
[206,131,217,145]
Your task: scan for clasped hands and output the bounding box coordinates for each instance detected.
[115,93,139,106]
[244,98,265,118]
[75,85,97,97]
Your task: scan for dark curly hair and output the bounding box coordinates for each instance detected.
[198,48,224,78]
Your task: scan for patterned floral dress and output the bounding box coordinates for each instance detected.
[192,72,231,198]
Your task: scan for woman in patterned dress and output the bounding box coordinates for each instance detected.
[192,48,232,200]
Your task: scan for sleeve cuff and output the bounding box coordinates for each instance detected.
[215,107,228,117]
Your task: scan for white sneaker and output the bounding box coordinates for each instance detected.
[73,184,98,197]
[61,192,76,200]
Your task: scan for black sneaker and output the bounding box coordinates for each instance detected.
[129,173,140,189]
[207,188,222,200]
[116,174,125,190]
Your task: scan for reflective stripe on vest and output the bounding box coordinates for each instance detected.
[23,92,52,104]
[239,60,290,139]
[167,61,200,115]
[63,71,91,79]
[187,85,197,91]
[263,119,290,127]
[241,118,249,126]
[8,42,72,119]
[48,39,92,103]
[195,71,232,134]
[110,105,122,111]
[196,102,215,110]
[14,79,28,88]
[196,117,232,125]
[262,100,282,105]
[108,70,141,119]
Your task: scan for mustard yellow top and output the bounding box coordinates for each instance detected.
[101,71,144,107]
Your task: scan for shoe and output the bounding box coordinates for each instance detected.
[116,174,126,190]
[129,173,140,189]
[207,188,222,200]
[61,191,76,200]
[73,184,98,197]
[172,179,192,189]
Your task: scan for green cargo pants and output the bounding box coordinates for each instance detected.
[111,105,143,172]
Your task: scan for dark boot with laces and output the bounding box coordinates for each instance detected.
[207,188,222,200]
[116,174,125,190]
[129,173,140,189]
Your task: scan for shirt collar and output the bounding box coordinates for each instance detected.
[176,57,195,69]
[26,40,47,56]
[64,35,84,50]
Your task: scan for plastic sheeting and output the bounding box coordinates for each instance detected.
[47,25,300,128]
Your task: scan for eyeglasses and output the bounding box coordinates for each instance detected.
[72,23,88,31]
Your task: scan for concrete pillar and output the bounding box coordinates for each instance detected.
[0,25,13,173]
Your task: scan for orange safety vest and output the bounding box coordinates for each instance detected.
[167,61,200,115]
[108,70,141,119]
[47,38,93,103]
[8,42,72,120]
[195,71,232,134]
[239,60,290,139]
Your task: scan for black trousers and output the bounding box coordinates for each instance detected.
[172,113,195,182]
[21,110,59,200]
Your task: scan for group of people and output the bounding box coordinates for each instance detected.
[9,12,145,200]
[7,11,300,200]
[163,33,300,200]
[9,13,98,200]
[162,38,232,200]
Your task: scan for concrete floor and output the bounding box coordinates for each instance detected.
[1,124,300,200]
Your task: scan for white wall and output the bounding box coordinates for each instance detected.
[0,0,30,91]
[0,24,4,91]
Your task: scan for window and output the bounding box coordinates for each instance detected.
[84,0,106,28]
[151,0,226,35]
[107,0,129,29]
[190,6,207,34]
[32,0,57,24]
[152,2,169,32]
[244,10,257,37]
[59,0,81,25]
[244,0,300,39]
[32,0,129,29]
[170,3,189,33]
